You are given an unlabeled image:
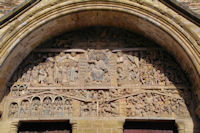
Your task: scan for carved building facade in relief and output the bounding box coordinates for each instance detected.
[6,27,195,121]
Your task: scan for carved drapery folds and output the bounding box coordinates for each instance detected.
[7,49,191,119]
[9,49,187,88]
[6,27,193,120]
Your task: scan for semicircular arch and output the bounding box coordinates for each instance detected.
[0,0,199,117]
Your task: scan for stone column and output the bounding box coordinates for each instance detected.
[70,120,78,133]
[176,119,194,133]
[176,119,185,133]
[184,119,194,133]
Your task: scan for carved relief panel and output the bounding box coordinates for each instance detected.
[6,27,193,120]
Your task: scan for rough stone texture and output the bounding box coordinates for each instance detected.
[3,27,195,122]
[0,120,19,133]
[0,0,199,18]
[178,0,200,14]
[0,0,200,133]
[2,27,199,133]
[0,0,24,17]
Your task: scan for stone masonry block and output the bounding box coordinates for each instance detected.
[98,128,112,133]
[103,120,124,128]
[78,120,92,128]
[92,120,102,128]
[77,128,83,133]
[112,129,123,133]
[83,128,97,133]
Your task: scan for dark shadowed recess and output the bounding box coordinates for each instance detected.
[18,121,72,133]
[124,120,178,133]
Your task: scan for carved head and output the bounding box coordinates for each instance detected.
[146,92,152,98]
[71,52,77,57]
[117,51,123,57]
[96,54,101,61]
[10,102,18,110]
[117,67,123,73]
[60,52,65,57]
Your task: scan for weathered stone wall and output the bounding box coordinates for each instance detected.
[3,26,199,133]
[0,0,200,133]
[178,0,200,14]
[0,0,23,17]
[70,119,124,133]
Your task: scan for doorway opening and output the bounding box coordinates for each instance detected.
[124,120,178,133]
[18,121,72,133]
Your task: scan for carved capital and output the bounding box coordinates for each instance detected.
[10,120,19,133]
[70,120,78,133]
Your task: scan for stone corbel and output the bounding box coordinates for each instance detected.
[0,120,19,133]
[9,120,19,133]
[176,119,185,133]
[176,119,194,133]
[70,120,78,133]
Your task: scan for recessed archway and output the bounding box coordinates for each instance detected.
[0,4,199,100]
[0,1,199,133]
[3,26,200,132]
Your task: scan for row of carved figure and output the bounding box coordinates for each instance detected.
[8,96,119,118]
[11,85,137,100]
[8,92,189,119]
[8,97,73,118]
[12,49,186,87]
[125,92,189,117]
